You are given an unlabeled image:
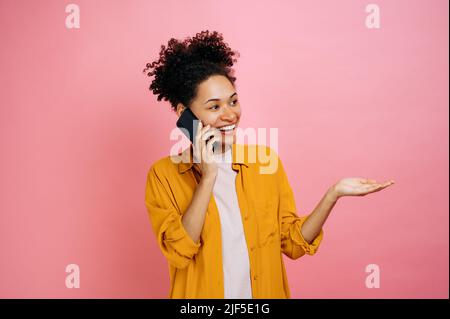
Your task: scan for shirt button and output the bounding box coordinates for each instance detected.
[250,246,255,252]
[244,215,249,221]
[253,275,258,281]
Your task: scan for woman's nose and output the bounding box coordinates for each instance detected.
[221,107,237,121]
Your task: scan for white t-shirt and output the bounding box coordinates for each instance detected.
[212,146,253,299]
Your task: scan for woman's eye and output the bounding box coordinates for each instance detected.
[210,100,238,110]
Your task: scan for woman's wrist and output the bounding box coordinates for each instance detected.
[327,185,340,202]
[200,173,217,186]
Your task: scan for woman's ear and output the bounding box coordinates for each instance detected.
[176,103,185,117]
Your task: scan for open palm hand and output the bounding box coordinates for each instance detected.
[333,177,395,198]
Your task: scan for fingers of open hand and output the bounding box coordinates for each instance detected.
[361,179,377,184]
[360,179,395,187]
[368,180,394,188]
[359,181,394,195]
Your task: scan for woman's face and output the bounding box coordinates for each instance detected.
[177,75,241,149]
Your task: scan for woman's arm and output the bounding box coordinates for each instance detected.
[300,187,338,244]
[301,178,394,243]
[181,121,222,244]
[181,174,216,244]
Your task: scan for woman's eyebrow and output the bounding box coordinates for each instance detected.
[204,92,237,104]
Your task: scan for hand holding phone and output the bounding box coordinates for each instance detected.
[176,107,216,150]
[176,108,220,178]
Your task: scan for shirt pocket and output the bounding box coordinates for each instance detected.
[254,197,279,247]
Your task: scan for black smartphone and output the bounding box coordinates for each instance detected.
[176,108,216,152]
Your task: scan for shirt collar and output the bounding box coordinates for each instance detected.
[177,143,249,174]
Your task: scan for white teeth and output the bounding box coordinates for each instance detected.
[219,124,236,131]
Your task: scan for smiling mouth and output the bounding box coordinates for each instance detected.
[218,123,237,132]
[218,123,237,135]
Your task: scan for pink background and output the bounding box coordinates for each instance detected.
[0,0,448,298]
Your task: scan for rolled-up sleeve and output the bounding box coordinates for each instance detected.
[275,154,324,259]
[145,165,201,269]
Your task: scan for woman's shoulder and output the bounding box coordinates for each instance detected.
[146,156,175,178]
[147,147,190,177]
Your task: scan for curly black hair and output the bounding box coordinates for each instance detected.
[143,30,240,112]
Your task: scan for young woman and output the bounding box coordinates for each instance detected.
[143,30,394,299]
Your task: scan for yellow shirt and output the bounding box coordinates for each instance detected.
[144,143,324,298]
